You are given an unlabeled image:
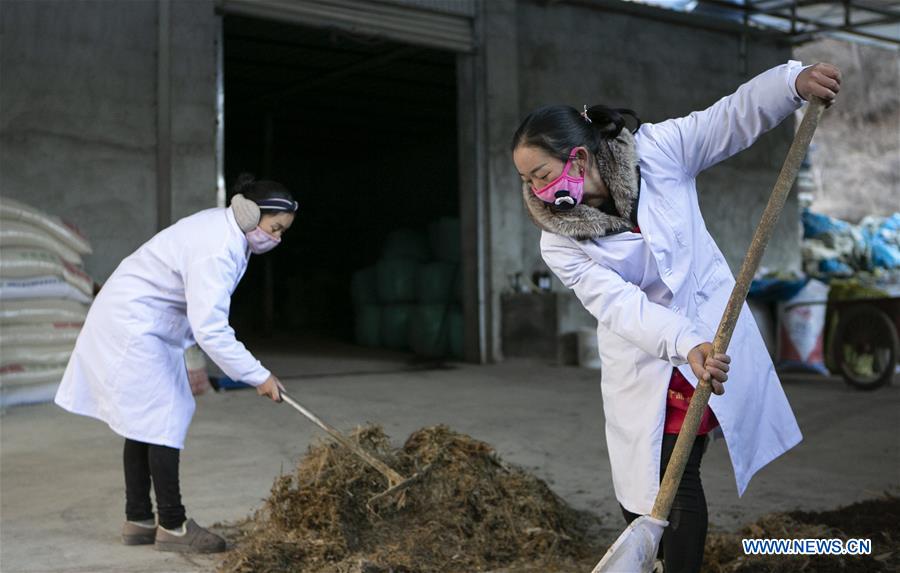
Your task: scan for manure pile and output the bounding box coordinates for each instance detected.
[703,495,900,573]
[219,425,603,573]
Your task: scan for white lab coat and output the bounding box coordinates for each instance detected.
[55,208,271,449]
[540,62,806,515]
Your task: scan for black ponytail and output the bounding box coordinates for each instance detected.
[231,172,294,213]
[511,104,641,159]
[584,105,641,139]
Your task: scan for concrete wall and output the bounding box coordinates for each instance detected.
[481,0,803,357]
[480,0,525,360]
[0,0,217,282]
[170,1,219,223]
[1,0,801,362]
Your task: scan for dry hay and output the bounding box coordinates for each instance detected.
[702,495,900,572]
[218,425,603,573]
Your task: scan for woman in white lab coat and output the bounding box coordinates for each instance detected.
[511,62,840,571]
[55,174,295,553]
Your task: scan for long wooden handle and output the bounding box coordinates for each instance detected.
[650,98,826,521]
[280,390,406,486]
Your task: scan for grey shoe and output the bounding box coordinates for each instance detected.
[154,518,226,554]
[121,520,157,545]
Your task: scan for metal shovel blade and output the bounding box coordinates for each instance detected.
[591,515,668,573]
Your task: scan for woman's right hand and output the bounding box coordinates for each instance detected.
[257,374,285,402]
[795,62,841,106]
[688,343,731,396]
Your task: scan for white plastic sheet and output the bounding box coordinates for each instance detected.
[0,220,82,264]
[0,275,92,304]
[0,196,91,254]
[0,248,93,296]
[0,299,89,325]
[0,322,82,347]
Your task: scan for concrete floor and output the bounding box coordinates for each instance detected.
[1,345,898,573]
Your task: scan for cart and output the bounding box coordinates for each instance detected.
[827,296,900,390]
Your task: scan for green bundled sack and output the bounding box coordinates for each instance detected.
[428,217,461,263]
[382,229,430,262]
[409,304,450,358]
[381,304,414,350]
[376,259,418,303]
[350,266,378,306]
[354,305,381,347]
[416,262,458,303]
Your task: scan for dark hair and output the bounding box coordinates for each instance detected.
[510,105,641,160]
[232,173,294,213]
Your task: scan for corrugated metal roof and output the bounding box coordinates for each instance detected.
[219,0,475,52]
[374,0,477,17]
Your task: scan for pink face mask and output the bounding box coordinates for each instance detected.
[531,149,584,211]
[246,226,281,254]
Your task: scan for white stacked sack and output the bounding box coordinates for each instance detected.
[0,197,93,407]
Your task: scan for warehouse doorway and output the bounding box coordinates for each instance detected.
[223,15,471,367]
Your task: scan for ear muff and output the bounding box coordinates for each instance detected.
[231,193,260,233]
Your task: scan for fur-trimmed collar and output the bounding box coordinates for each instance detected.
[522,128,640,241]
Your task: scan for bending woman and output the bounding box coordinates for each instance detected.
[511,61,840,572]
[55,174,296,553]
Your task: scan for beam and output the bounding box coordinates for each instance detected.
[156,0,172,231]
[216,14,225,208]
[849,14,900,28]
[849,0,900,20]
[744,0,827,16]
[702,0,900,45]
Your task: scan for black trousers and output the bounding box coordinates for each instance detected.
[621,433,708,573]
[123,439,186,530]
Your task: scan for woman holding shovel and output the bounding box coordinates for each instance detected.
[55,174,295,553]
[511,61,840,572]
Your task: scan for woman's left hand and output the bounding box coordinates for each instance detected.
[257,374,286,402]
[795,62,842,106]
[688,343,731,395]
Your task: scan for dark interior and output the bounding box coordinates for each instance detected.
[224,16,459,342]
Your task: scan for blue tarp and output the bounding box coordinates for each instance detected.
[802,209,850,239]
[748,277,808,302]
[802,209,900,276]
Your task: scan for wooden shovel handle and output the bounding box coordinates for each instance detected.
[650,98,826,521]
[280,391,406,487]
